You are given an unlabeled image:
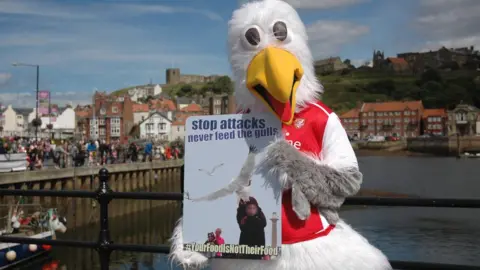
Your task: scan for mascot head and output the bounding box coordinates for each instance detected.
[228,0,323,125]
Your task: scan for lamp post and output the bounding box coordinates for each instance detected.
[12,62,40,141]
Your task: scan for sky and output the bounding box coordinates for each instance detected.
[0,0,479,107]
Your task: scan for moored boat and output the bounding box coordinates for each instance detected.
[0,206,67,269]
[0,153,28,173]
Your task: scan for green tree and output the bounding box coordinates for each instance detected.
[199,82,215,96]
[213,76,234,94]
[443,84,470,107]
[421,81,444,107]
[178,84,194,97]
[420,69,442,84]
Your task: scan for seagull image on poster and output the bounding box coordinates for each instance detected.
[188,145,257,203]
[198,163,224,176]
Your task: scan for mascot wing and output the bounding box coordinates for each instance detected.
[190,145,257,202]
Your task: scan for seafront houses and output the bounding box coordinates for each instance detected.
[422,109,447,136]
[139,111,173,141]
[0,105,29,137]
[84,92,134,143]
[339,100,424,139]
[339,108,360,139]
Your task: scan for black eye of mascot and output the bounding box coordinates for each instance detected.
[168,0,393,269]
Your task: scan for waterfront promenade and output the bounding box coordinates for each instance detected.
[0,160,183,228]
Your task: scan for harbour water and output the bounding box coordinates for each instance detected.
[15,156,480,269]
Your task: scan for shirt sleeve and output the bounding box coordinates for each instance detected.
[321,113,358,170]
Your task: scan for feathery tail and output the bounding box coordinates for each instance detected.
[168,217,209,269]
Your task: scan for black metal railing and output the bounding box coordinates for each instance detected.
[1,167,479,270]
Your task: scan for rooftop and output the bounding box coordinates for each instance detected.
[361,100,423,112]
[423,108,446,118]
[340,108,359,118]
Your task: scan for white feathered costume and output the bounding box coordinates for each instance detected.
[169,0,392,269]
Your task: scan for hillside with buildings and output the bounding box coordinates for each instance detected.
[318,46,480,114]
[111,68,228,99]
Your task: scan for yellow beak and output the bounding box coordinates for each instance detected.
[246,47,304,125]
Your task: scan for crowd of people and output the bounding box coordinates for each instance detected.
[0,137,182,171]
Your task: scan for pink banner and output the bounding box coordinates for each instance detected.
[38,90,50,115]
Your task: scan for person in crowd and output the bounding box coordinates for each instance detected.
[143,141,153,162]
[204,232,218,258]
[128,142,138,162]
[214,228,225,257]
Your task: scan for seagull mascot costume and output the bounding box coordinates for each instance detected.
[169,0,392,269]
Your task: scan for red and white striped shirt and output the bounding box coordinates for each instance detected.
[238,101,358,244]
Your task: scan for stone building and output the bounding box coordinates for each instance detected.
[372,50,385,69]
[447,103,479,136]
[165,68,220,85]
[398,46,478,74]
[208,94,236,115]
[372,50,410,74]
[314,57,348,74]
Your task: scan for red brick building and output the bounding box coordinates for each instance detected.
[423,108,447,135]
[85,92,134,143]
[340,108,360,138]
[358,100,424,138]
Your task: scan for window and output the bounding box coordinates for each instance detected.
[362,120,367,125]
[16,115,22,119]
[354,119,358,122]
[411,111,416,115]
[99,128,106,136]
[100,108,106,115]
[389,112,394,116]
[368,112,373,116]
[99,119,105,125]
[377,112,383,116]
[404,118,409,123]
[110,118,121,125]
[362,113,367,117]
[395,118,401,123]
[215,108,221,114]
[110,127,120,136]
[177,126,180,132]
[404,111,410,116]
[112,106,118,113]
[456,112,467,121]
[158,123,166,130]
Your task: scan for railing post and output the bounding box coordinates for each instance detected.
[96,168,112,270]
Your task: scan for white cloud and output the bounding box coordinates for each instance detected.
[283,0,368,9]
[414,0,480,50]
[0,91,90,108]
[306,20,369,59]
[0,73,12,85]
[0,1,225,71]
[115,4,223,21]
[0,0,92,19]
[0,0,222,21]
